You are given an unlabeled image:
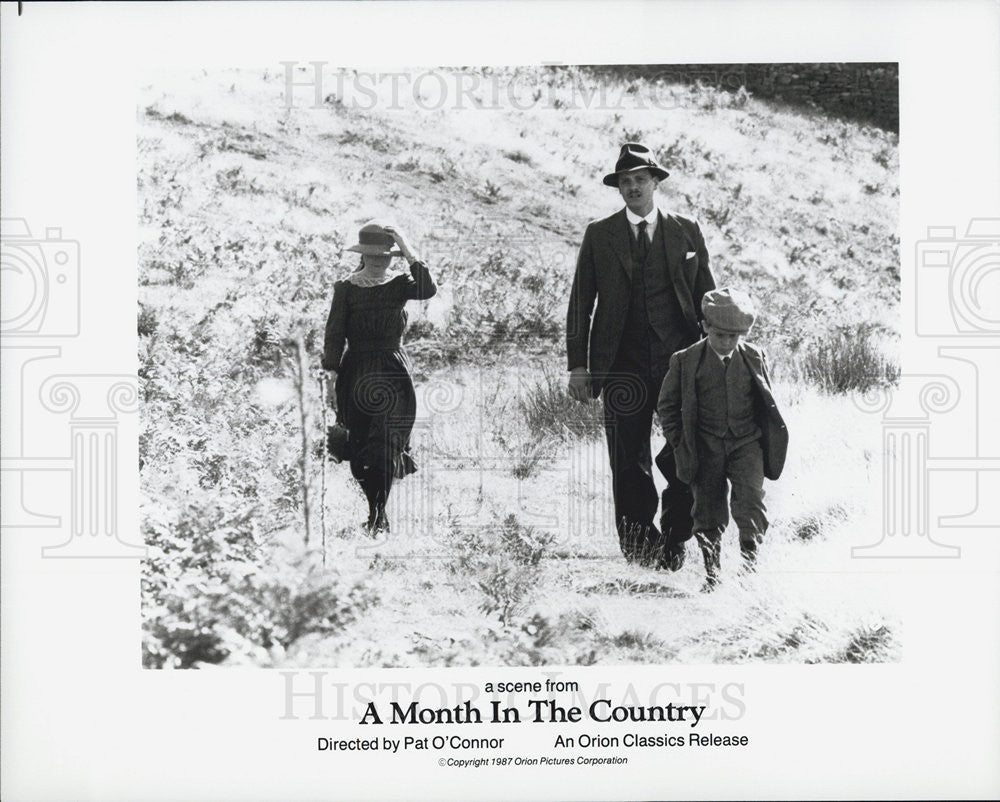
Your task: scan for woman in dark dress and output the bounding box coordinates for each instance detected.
[322,221,437,534]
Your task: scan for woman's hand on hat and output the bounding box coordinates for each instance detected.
[383,225,417,262]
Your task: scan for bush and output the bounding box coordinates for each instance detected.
[142,496,376,667]
[789,503,850,541]
[830,622,897,663]
[795,327,899,393]
[517,367,604,441]
[143,562,376,668]
[433,246,565,352]
[451,514,553,626]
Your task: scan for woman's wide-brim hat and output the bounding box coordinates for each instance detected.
[603,142,670,187]
[346,220,403,256]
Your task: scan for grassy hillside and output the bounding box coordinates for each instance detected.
[138,66,900,668]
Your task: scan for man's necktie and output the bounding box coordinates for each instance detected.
[636,220,649,263]
[723,355,732,370]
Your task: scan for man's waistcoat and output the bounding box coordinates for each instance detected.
[617,225,687,361]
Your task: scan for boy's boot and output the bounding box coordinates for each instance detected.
[695,531,722,592]
[739,531,762,573]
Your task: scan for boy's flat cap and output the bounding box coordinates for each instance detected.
[702,287,756,333]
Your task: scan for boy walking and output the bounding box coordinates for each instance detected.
[656,288,788,591]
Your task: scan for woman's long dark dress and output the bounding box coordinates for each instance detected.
[322,260,436,519]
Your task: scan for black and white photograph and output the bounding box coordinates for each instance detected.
[3,2,999,800]
[138,62,901,668]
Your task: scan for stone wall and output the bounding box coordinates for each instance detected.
[587,63,899,133]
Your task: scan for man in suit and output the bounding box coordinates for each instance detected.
[567,143,716,567]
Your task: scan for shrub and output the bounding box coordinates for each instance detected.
[796,327,899,393]
[517,367,604,441]
[142,496,376,667]
[434,246,564,350]
[137,302,158,337]
[482,179,504,202]
[143,562,376,668]
[510,439,551,480]
[503,149,532,165]
[451,514,553,625]
[830,622,897,663]
[486,610,600,666]
[789,503,850,541]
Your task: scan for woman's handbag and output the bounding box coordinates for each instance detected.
[321,371,351,463]
[326,422,351,463]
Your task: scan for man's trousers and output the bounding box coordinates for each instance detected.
[602,370,694,562]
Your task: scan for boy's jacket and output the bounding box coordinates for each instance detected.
[657,339,789,483]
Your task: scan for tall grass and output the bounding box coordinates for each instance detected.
[795,327,899,393]
[517,367,604,440]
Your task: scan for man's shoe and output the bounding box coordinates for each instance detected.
[660,541,686,572]
[671,542,687,571]
[619,520,656,566]
[640,525,664,568]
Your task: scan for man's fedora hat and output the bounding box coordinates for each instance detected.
[346,220,403,256]
[603,143,670,187]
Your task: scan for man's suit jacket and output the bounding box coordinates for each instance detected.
[656,339,789,484]
[566,208,715,396]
